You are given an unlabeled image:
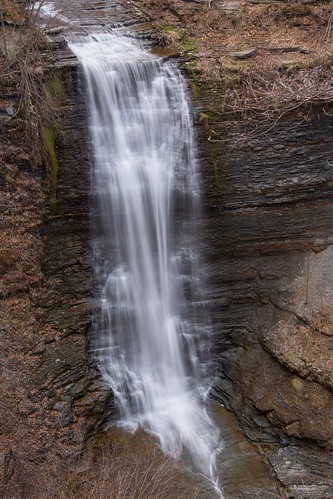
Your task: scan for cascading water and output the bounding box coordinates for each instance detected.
[69,33,221,487]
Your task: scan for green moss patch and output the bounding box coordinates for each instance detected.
[42,122,58,207]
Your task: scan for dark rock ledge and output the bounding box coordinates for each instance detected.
[195,105,333,497]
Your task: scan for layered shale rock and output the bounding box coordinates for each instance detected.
[196,109,333,496]
[141,1,333,493]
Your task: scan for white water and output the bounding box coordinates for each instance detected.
[32,0,74,25]
[69,33,221,486]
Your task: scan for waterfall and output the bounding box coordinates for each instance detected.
[69,33,220,482]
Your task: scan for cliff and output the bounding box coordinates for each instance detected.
[138,0,333,496]
[1,0,333,497]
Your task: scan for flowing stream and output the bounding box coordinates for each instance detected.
[69,33,221,491]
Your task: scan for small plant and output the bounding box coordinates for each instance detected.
[156,25,196,54]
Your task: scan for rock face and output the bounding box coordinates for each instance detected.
[36,65,114,449]
[48,1,333,495]
[194,102,333,494]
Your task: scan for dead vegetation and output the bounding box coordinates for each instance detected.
[2,429,202,498]
[221,57,333,120]
[0,0,61,169]
[0,5,66,499]
[61,430,201,499]
[140,0,333,124]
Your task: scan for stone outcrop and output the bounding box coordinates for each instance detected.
[195,105,333,495]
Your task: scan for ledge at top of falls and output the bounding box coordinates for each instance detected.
[37,0,155,67]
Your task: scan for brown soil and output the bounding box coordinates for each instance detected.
[132,0,333,116]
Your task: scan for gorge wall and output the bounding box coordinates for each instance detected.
[1,0,333,497]
[196,107,333,443]
[197,107,333,496]
[0,48,113,498]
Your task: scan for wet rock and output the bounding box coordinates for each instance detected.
[191,68,333,490]
[24,0,141,467]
